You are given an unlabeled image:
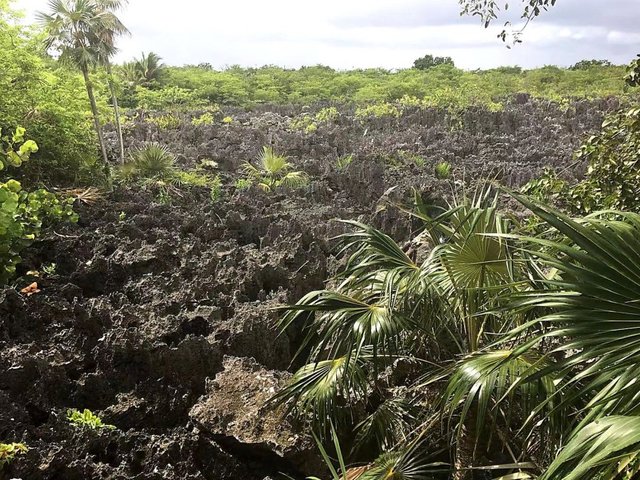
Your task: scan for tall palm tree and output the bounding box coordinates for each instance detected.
[136,51,165,87]
[92,0,129,164]
[38,0,128,165]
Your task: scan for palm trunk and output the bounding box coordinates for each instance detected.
[82,65,109,164]
[106,61,125,164]
[453,416,476,480]
[455,292,483,480]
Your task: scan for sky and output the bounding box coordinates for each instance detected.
[14,0,640,70]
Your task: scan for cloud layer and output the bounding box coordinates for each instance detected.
[15,0,640,69]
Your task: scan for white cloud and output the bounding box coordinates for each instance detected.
[607,30,640,46]
[13,0,640,69]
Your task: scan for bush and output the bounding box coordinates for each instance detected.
[335,154,354,170]
[135,85,204,110]
[315,106,339,123]
[122,60,629,110]
[191,112,215,126]
[242,146,308,192]
[119,144,222,202]
[0,443,28,467]
[119,143,176,181]
[67,409,115,430]
[524,59,640,214]
[1,128,77,284]
[434,161,452,179]
[355,103,401,120]
[289,114,317,133]
[147,114,181,130]
[0,6,104,186]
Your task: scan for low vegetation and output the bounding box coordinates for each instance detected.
[434,161,452,179]
[0,442,28,468]
[1,128,77,283]
[242,146,308,192]
[67,409,116,430]
[118,143,222,203]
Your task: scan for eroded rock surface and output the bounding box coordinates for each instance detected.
[190,356,321,475]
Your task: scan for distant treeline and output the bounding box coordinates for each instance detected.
[120,63,631,110]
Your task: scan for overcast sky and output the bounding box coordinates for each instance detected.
[14,0,640,70]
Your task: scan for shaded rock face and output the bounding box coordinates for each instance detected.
[1,100,609,479]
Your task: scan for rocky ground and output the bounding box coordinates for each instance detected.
[0,98,618,479]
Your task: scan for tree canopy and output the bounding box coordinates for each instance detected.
[413,54,455,70]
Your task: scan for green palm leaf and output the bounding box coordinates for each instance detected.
[440,349,562,454]
[541,416,640,480]
[270,353,368,426]
[353,397,415,452]
[505,194,640,424]
[279,290,413,365]
[358,442,449,480]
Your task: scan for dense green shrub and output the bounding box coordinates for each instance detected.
[355,102,401,120]
[569,104,640,213]
[134,63,629,110]
[0,4,105,186]
[0,128,77,284]
[134,85,204,110]
[523,58,640,214]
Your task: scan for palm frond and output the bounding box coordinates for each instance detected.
[541,416,640,480]
[260,146,290,174]
[357,441,449,480]
[279,290,412,365]
[270,353,368,426]
[118,143,175,181]
[353,397,415,453]
[280,170,309,189]
[440,350,563,454]
[39,0,128,67]
[505,194,640,425]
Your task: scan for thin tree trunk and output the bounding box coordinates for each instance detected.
[106,61,125,164]
[82,65,109,164]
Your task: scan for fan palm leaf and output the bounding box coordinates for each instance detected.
[353,397,415,452]
[540,416,640,480]
[439,349,563,458]
[260,146,290,174]
[270,352,368,426]
[504,195,640,421]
